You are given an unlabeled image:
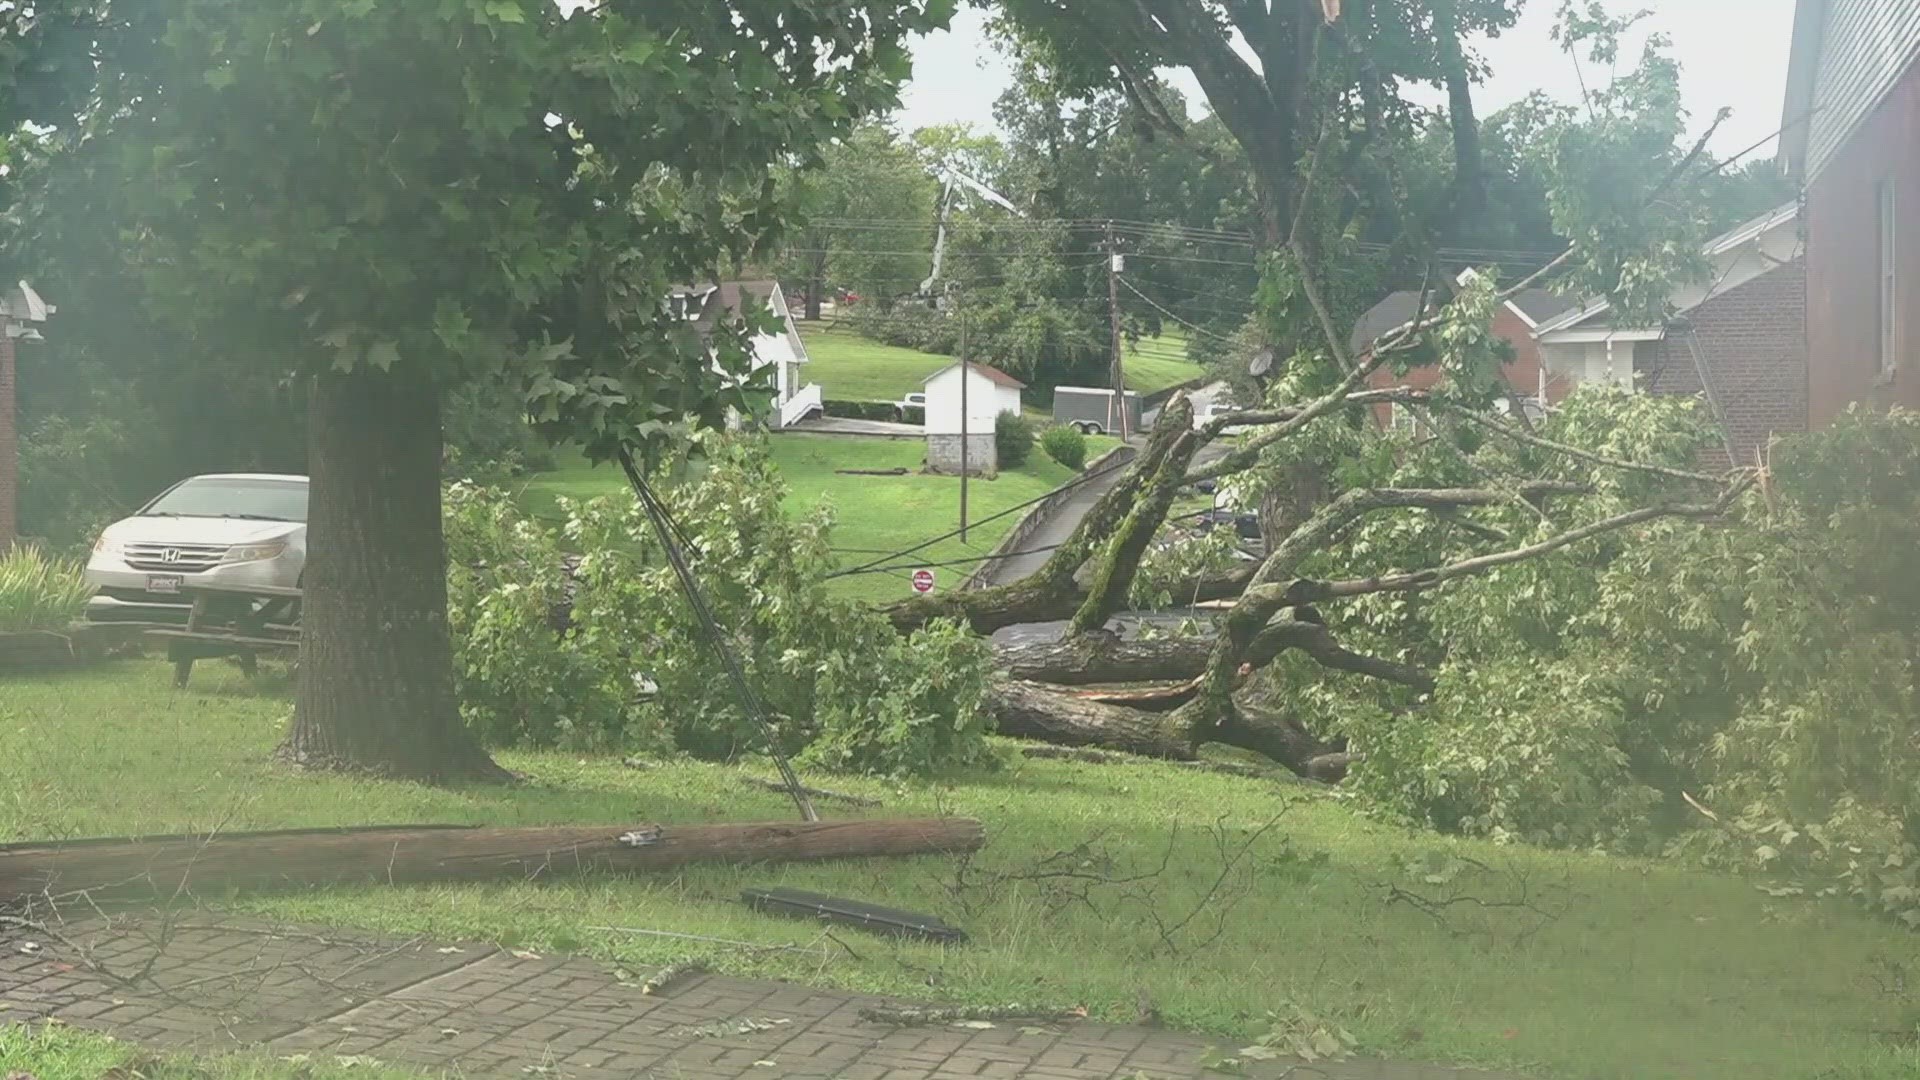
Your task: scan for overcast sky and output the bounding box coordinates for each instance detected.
[898,1,1797,161]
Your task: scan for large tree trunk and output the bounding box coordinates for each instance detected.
[986,680,1195,759]
[1071,404,1199,633]
[281,366,507,782]
[0,819,984,901]
[984,678,1340,776]
[993,620,1436,693]
[806,251,825,321]
[885,563,1254,636]
[996,630,1214,685]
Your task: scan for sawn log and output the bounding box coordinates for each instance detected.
[0,818,985,901]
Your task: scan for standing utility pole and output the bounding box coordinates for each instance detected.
[956,284,969,543]
[0,283,52,552]
[1104,222,1130,442]
[0,327,15,550]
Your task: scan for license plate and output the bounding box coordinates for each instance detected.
[146,575,184,595]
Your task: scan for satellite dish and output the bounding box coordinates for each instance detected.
[1248,347,1275,377]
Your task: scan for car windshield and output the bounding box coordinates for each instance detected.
[142,477,309,523]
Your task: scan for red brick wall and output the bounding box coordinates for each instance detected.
[1637,260,1809,466]
[1805,56,1920,425]
[1365,303,1557,425]
[0,333,15,548]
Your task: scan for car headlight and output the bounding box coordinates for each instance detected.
[221,541,289,564]
[92,536,123,557]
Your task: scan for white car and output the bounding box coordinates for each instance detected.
[85,473,308,623]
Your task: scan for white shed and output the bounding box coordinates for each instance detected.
[921,361,1026,475]
[922,361,1026,434]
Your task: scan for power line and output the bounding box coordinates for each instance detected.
[614,447,817,823]
[1118,277,1243,345]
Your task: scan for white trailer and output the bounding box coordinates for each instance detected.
[1052,387,1142,435]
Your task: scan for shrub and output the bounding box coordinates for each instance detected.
[444,482,654,752]
[994,410,1035,469]
[0,546,92,632]
[445,435,996,775]
[1293,393,1920,924]
[824,399,923,425]
[1039,425,1088,470]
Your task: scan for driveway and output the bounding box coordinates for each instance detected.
[781,416,923,439]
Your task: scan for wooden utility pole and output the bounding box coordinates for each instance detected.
[0,284,52,551]
[957,284,969,542]
[1104,222,1129,441]
[0,328,15,551]
[1,819,988,900]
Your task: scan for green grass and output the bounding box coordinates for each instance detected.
[1122,327,1207,396]
[513,437,1100,604]
[798,323,1204,402]
[798,324,952,401]
[0,1024,424,1079]
[6,662,1920,1079]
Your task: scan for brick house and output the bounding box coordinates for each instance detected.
[1531,203,1808,466]
[1350,279,1578,430]
[1779,0,1920,424]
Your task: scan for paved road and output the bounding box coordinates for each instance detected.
[974,384,1235,636]
[0,913,1519,1080]
[976,450,1140,589]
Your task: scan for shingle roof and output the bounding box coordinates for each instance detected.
[676,280,810,362]
[922,361,1027,389]
[1350,286,1582,352]
[1508,288,1580,326]
[1350,292,1423,354]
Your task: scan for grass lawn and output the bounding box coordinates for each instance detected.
[0,1025,423,1079]
[512,436,1104,604]
[798,323,1204,402]
[5,662,1919,1079]
[1121,327,1206,396]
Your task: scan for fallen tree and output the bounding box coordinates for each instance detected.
[866,0,1764,783]
[0,819,984,901]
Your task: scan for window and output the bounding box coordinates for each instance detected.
[1388,402,1427,438]
[1881,178,1898,378]
[141,477,308,523]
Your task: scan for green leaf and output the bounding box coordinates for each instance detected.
[366,339,401,372]
[203,66,235,90]
[482,0,526,23]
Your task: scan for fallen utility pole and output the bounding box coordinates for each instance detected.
[0,819,985,901]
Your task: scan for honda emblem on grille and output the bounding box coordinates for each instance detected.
[161,548,182,564]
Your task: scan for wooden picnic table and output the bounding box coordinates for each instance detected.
[142,581,300,688]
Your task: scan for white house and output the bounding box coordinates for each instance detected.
[1526,202,1806,464]
[921,361,1026,474]
[1531,204,1803,394]
[667,280,823,429]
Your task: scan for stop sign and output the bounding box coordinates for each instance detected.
[910,568,936,594]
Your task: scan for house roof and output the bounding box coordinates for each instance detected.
[673,280,810,362]
[1778,0,1920,183]
[922,361,1027,389]
[1532,201,1802,338]
[1349,286,1577,353]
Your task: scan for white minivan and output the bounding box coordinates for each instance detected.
[84,473,308,623]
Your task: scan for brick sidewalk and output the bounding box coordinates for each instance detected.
[0,914,1522,1080]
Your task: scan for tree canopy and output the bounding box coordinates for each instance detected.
[4,0,954,778]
